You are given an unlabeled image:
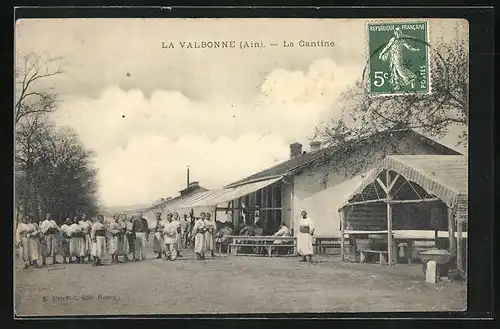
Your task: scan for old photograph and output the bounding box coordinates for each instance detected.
[14,17,468,316]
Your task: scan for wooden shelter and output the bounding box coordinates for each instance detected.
[338,155,468,273]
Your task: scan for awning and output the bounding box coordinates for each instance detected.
[339,155,468,210]
[179,176,283,208]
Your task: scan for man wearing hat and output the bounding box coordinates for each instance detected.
[152,212,165,259]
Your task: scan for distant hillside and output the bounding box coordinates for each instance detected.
[100,203,153,215]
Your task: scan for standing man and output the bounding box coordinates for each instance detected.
[70,216,86,264]
[16,216,40,269]
[59,217,72,264]
[117,215,128,262]
[91,214,107,266]
[192,213,206,260]
[132,212,149,261]
[40,213,60,265]
[108,214,121,264]
[163,213,177,261]
[79,213,93,264]
[125,215,136,262]
[204,213,217,258]
[180,213,191,250]
[172,213,183,258]
[296,210,315,263]
[152,212,165,259]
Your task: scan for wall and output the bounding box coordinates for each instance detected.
[281,180,293,229]
[292,135,452,237]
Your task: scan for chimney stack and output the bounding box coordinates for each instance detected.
[186,166,190,189]
[310,141,321,152]
[290,142,303,158]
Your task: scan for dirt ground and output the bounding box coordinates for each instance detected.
[14,245,466,316]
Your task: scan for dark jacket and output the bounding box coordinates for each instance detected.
[133,217,149,233]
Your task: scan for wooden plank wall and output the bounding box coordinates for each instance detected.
[346,203,386,230]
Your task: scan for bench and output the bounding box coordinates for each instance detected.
[360,249,389,265]
[314,237,342,254]
[227,236,297,257]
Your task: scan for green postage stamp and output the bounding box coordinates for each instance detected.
[367,21,430,95]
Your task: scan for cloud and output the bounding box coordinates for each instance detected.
[52,58,361,206]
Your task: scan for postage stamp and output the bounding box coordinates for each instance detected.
[367,21,430,95]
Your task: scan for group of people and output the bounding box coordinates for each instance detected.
[15,212,152,268]
[15,208,316,269]
[150,211,216,261]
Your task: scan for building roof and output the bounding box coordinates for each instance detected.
[339,155,468,213]
[144,184,208,212]
[226,129,462,188]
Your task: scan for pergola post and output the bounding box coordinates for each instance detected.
[447,206,457,255]
[340,208,346,262]
[457,218,463,273]
[386,170,394,266]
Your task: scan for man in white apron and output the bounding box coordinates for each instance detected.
[192,214,206,260]
[296,210,315,263]
[40,213,60,265]
[91,215,107,266]
[204,213,217,257]
[152,212,165,259]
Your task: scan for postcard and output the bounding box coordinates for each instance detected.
[14,16,469,316]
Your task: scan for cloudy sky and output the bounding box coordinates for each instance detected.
[15,18,468,207]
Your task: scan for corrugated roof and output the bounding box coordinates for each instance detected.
[339,155,468,210]
[226,130,461,188]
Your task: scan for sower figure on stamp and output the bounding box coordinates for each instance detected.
[108,214,122,264]
[91,215,107,266]
[79,213,92,264]
[204,213,217,258]
[152,212,165,259]
[40,213,60,265]
[378,27,420,91]
[59,217,72,264]
[133,212,149,261]
[296,210,315,263]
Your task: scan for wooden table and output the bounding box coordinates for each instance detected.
[227,236,297,257]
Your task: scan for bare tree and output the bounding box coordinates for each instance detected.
[312,33,468,179]
[15,52,63,126]
[15,116,99,223]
